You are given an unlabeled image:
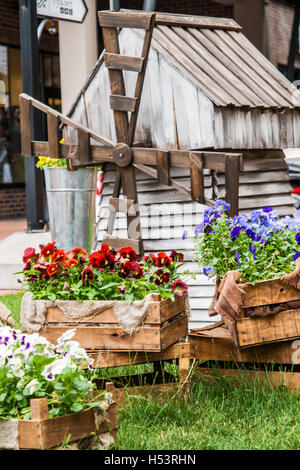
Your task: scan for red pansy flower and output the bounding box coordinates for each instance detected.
[170,250,184,262]
[63,259,78,269]
[130,262,143,279]
[46,264,58,277]
[23,247,36,264]
[154,269,170,286]
[118,261,133,279]
[81,266,94,284]
[41,242,57,258]
[66,247,88,260]
[89,251,115,270]
[142,253,157,264]
[119,247,137,261]
[155,252,172,267]
[170,280,188,296]
[51,249,66,263]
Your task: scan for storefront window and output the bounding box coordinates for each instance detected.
[0,45,24,185]
[0,46,61,186]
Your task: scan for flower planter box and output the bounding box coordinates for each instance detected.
[0,397,119,450]
[34,293,189,352]
[233,278,300,348]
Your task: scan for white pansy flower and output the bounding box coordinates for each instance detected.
[57,329,76,343]
[24,379,40,395]
[7,356,24,378]
[41,357,75,381]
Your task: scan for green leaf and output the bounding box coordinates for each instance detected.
[70,402,84,413]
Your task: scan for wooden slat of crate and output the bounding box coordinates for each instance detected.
[189,325,300,364]
[18,402,118,450]
[235,308,300,348]
[45,294,186,325]
[40,313,188,352]
[106,382,190,405]
[241,278,300,309]
[197,367,300,390]
[88,340,190,368]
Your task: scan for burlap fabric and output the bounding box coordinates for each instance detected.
[21,291,154,336]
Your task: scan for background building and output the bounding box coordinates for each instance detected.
[0,0,299,220]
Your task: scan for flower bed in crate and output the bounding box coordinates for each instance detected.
[0,327,118,449]
[19,244,189,352]
[193,200,300,348]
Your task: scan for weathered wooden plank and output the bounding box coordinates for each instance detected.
[197,367,300,390]
[190,152,204,203]
[77,128,91,165]
[120,9,242,30]
[236,309,300,348]
[19,93,113,146]
[241,279,300,309]
[127,13,156,145]
[45,295,186,326]
[30,398,49,421]
[99,10,154,30]
[101,235,142,255]
[110,94,137,112]
[87,341,190,368]
[19,94,32,156]
[104,53,145,72]
[189,326,300,364]
[156,150,170,186]
[101,27,143,252]
[109,196,136,216]
[160,315,188,350]
[225,154,240,216]
[47,111,60,159]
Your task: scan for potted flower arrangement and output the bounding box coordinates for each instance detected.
[36,153,101,253]
[0,326,118,449]
[193,200,300,348]
[19,244,190,352]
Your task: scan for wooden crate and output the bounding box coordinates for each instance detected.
[37,293,188,352]
[0,396,118,450]
[189,324,300,390]
[89,341,192,403]
[233,278,300,348]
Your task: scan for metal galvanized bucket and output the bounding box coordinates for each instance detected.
[44,167,97,253]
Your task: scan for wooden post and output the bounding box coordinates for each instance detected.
[19,95,32,157]
[78,128,91,166]
[47,111,60,159]
[30,398,49,421]
[101,23,143,254]
[156,150,170,186]
[189,152,205,204]
[225,154,240,217]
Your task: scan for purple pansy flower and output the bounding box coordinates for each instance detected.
[182,230,188,240]
[249,244,257,260]
[203,266,213,276]
[0,336,9,346]
[231,226,243,241]
[215,200,231,213]
[293,252,300,261]
[263,206,273,213]
[235,251,240,266]
[296,233,300,244]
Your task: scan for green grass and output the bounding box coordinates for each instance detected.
[2,293,300,450]
[115,373,300,450]
[0,291,24,328]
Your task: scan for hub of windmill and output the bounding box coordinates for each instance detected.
[112,143,132,167]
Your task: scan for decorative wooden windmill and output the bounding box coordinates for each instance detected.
[19,10,243,257]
